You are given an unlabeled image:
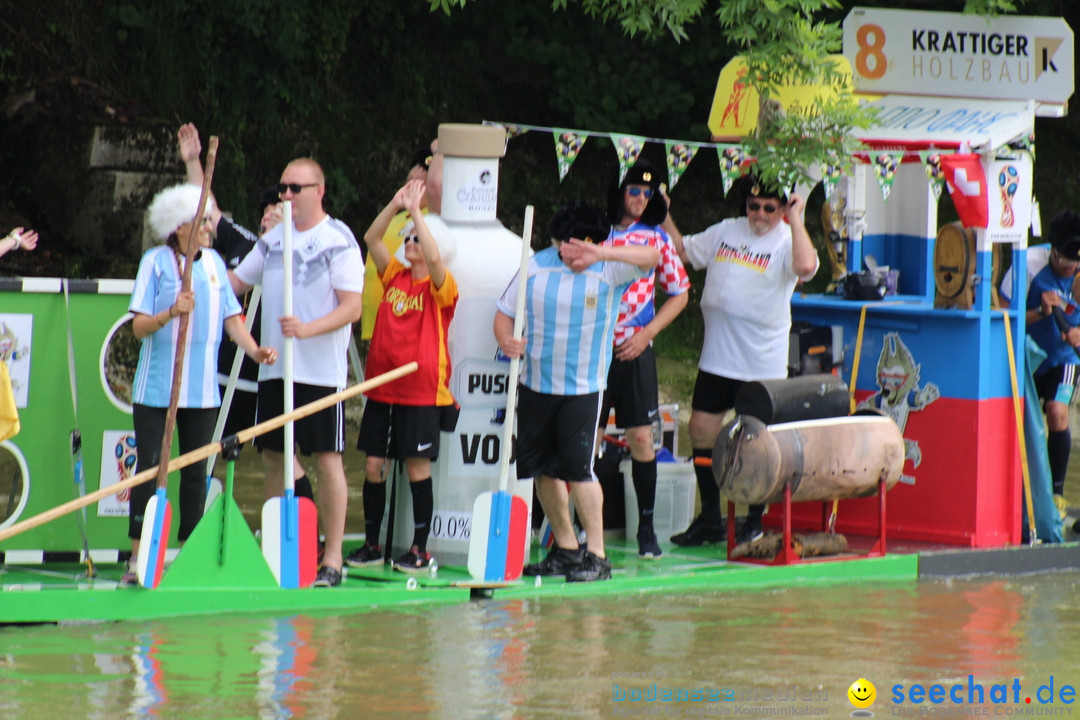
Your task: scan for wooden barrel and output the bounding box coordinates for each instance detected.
[934,222,976,309]
[713,414,905,505]
[734,374,849,425]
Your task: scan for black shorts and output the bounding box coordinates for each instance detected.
[691,371,745,415]
[516,386,600,483]
[1035,364,1079,406]
[255,379,344,454]
[217,385,258,439]
[599,345,659,430]
[356,400,443,460]
[129,405,216,542]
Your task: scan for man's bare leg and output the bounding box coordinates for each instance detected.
[535,475,576,550]
[314,451,347,570]
[569,481,605,557]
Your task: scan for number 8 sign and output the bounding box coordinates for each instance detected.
[855,23,887,80]
[843,7,1074,104]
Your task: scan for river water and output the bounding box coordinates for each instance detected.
[2,571,1080,718]
[5,405,1080,717]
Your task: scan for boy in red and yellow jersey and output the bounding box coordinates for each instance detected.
[351,175,459,573]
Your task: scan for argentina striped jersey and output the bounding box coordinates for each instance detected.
[130,246,242,408]
[497,245,643,396]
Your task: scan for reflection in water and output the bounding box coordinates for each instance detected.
[1,574,1079,718]
[131,631,167,716]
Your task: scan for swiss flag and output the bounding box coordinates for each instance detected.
[941,154,988,228]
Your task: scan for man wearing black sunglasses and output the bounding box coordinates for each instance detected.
[231,157,366,587]
[664,175,818,547]
[598,160,690,559]
[178,124,320,505]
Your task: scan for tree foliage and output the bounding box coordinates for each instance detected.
[1,0,1075,280]
[431,0,1037,190]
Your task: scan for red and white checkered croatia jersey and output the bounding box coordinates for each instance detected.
[604,221,690,347]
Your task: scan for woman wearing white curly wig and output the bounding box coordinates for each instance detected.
[122,183,276,583]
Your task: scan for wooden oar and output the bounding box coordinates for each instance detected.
[138,136,219,589]
[467,206,533,582]
[261,201,318,588]
[0,362,417,545]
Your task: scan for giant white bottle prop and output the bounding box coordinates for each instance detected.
[388,124,532,566]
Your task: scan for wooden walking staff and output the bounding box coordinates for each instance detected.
[137,136,220,589]
[0,363,417,546]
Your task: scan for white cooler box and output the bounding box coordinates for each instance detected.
[621,459,696,542]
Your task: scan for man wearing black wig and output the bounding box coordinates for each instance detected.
[496,202,659,582]
[598,160,689,558]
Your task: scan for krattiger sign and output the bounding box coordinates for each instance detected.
[843,8,1073,106]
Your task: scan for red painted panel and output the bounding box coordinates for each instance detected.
[770,395,1020,547]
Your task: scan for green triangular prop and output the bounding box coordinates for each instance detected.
[159,494,278,589]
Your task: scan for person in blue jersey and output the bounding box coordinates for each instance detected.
[495,202,659,582]
[125,183,277,583]
[1026,209,1080,516]
[598,160,689,559]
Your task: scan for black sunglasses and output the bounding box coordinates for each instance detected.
[277,182,320,196]
[747,200,780,213]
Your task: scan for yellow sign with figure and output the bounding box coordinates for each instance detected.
[707,55,861,141]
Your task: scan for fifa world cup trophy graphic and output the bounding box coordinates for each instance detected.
[999,165,1019,228]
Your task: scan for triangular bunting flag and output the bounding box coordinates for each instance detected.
[1016,130,1035,163]
[553,129,588,182]
[820,152,849,201]
[717,145,747,197]
[776,163,798,196]
[501,124,529,140]
[873,153,899,202]
[664,142,698,192]
[610,134,647,183]
[919,150,946,201]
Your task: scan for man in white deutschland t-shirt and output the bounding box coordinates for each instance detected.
[663,176,819,547]
[231,157,365,588]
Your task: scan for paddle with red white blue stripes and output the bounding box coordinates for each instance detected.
[467,207,533,582]
[260,200,318,588]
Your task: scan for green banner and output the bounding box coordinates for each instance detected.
[0,280,187,554]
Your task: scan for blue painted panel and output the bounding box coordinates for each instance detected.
[792,294,1023,401]
[859,233,934,300]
